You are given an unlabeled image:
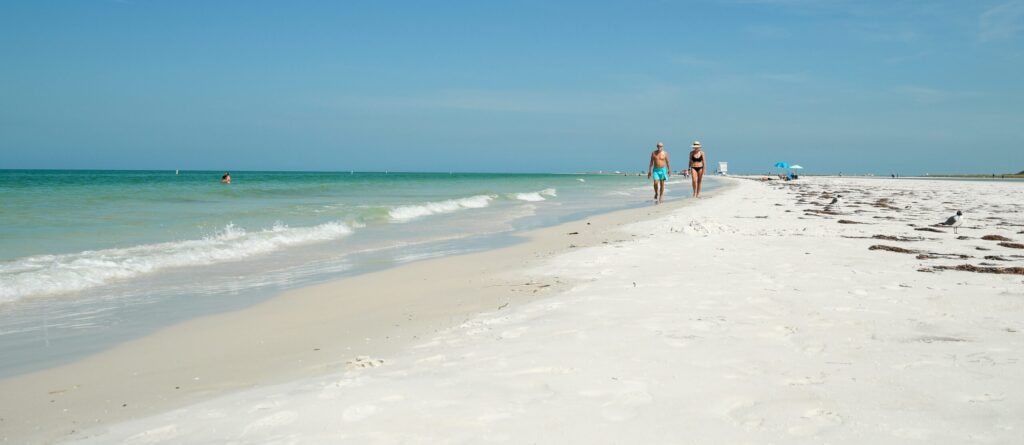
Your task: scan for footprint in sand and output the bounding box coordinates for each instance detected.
[721,399,764,430]
[724,399,842,435]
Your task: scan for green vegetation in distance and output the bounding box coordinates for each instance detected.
[936,172,1024,178]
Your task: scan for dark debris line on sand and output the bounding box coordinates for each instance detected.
[930,264,1024,275]
[869,245,919,254]
[781,177,1024,278]
[871,234,927,242]
[981,235,1013,241]
[868,245,972,260]
[915,253,970,260]
[842,234,928,242]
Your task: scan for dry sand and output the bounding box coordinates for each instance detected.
[6,176,1024,444]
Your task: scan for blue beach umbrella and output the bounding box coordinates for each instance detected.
[773,162,790,168]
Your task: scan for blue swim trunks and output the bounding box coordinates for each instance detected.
[651,167,668,181]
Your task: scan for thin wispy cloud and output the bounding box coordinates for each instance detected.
[332,86,684,115]
[980,0,1024,42]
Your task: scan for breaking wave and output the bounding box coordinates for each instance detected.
[0,221,356,303]
[510,188,557,202]
[388,194,496,221]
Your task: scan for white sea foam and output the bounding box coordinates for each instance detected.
[388,195,496,221]
[511,188,557,202]
[0,221,356,303]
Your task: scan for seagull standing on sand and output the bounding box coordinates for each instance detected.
[939,210,963,234]
[827,195,842,211]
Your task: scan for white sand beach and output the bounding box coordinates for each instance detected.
[4,176,1023,444]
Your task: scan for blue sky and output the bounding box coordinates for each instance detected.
[1,0,1022,174]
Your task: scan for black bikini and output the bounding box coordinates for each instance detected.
[691,152,704,172]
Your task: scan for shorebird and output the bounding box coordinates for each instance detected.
[827,195,842,211]
[939,210,963,234]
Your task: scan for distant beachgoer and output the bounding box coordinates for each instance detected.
[647,142,671,204]
[689,141,706,198]
[221,172,231,184]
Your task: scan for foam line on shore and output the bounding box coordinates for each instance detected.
[0,221,357,303]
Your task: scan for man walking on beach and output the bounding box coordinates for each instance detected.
[648,142,671,204]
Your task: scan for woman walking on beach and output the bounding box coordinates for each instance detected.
[689,141,706,198]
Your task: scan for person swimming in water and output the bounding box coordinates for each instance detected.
[647,142,671,204]
[221,172,231,184]
[689,141,706,198]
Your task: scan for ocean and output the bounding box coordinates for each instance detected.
[0,169,710,377]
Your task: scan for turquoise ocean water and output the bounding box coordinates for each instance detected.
[0,170,711,377]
